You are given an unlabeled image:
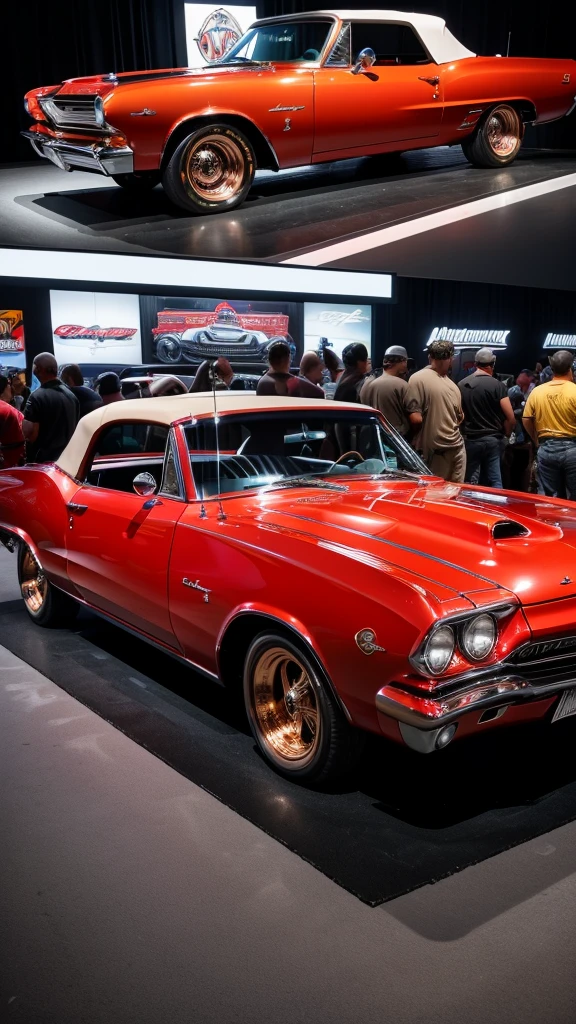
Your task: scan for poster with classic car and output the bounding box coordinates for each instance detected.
[4,392,576,786]
[22,11,576,214]
[143,296,299,365]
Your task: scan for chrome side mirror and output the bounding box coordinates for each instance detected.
[351,48,376,75]
[133,471,157,496]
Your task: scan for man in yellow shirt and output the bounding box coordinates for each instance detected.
[522,349,576,499]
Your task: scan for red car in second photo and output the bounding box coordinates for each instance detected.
[3,393,576,785]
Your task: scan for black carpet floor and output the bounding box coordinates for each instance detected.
[2,598,576,905]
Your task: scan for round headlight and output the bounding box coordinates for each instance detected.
[423,625,455,675]
[461,614,496,661]
[94,96,105,126]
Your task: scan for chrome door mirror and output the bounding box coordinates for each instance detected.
[351,48,376,75]
[133,471,157,496]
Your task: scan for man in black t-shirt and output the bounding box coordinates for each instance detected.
[458,348,515,488]
[60,363,103,419]
[22,352,79,463]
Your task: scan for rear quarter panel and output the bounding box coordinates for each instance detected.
[0,466,78,589]
[441,56,576,137]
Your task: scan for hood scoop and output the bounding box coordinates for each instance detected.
[492,519,530,540]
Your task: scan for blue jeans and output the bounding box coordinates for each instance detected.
[464,435,505,488]
[538,439,576,499]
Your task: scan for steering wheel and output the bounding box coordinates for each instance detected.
[333,451,365,470]
[302,48,320,61]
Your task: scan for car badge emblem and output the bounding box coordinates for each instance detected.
[182,578,211,603]
[283,118,292,132]
[196,8,243,64]
[355,629,386,656]
[130,108,156,116]
[560,576,572,585]
[562,73,571,84]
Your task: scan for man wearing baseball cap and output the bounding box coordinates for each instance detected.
[458,347,515,488]
[360,345,409,435]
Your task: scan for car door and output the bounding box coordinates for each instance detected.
[65,420,186,649]
[313,21,444,157]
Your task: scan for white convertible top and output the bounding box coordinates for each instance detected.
[56,391,366,480]
[302,10,475,64]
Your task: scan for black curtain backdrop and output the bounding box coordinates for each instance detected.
[4,1,574,163]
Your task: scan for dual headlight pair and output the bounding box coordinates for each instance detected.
[419,613,498,676]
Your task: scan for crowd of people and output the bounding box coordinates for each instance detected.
[2,342,576,500]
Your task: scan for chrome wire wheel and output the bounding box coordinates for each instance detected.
[183,134,246,204]
[251,646,321,768]
[486,106,521,158]
[20,548,47,615]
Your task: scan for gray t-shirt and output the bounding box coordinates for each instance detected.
[360,373,409,435]
[405,366,463,455]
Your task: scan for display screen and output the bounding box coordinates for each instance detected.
[185,4,257,65]
[303,302,372,362]
[0,309,26,378]
[141,295,303,368]
[50,291,143,366]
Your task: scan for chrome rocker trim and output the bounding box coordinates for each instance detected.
[22,131,134,176]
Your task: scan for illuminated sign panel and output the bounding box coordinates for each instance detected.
[543,333,576,349]
[426,327,510,348]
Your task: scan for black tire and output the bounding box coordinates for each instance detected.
[162,124,255,215]
[243,631,363,785]
[155,333,183,363]
[18,544,78,628]
[111,171,160,191]
[461,104,523,168]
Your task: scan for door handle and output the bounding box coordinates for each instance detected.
[142,498,164,510]
[66,502,88,515]
[418,75,440,86]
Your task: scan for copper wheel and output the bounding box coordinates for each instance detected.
[486,106,521,158]
[20,548,47,614]
[183,134,246,203]
[251,646,321,767]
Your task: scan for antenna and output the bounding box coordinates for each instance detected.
[506,31,511,56]
[211,361,226,521]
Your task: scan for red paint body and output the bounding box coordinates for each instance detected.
[4,401,576,749]
[23,13,576,176]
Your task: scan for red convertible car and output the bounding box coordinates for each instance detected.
[23,10,576,214]
[3,393,576,783]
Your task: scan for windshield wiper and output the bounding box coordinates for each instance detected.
[217,57,270,66]
[267,476,348,492]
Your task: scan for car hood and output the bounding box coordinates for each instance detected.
[55,64,291,96]
[254,478,576,606]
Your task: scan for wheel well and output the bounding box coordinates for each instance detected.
[510,101,537,125]
[161,115,279,172]
[217,612,351,720]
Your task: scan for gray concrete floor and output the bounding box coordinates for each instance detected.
[1,546,576,1023]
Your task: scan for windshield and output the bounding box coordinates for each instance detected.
[221,20,332,64]
[184,410,427,499]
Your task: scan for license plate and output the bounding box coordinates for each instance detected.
[552,687,576,723]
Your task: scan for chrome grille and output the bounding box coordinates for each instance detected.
[188,343,262,357]
[40,96,101,129]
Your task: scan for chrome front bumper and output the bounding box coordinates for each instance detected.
[22,131,133,176]
[377,660,576,752]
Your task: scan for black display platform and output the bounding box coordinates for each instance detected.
[2,597,576,906]
[1,149,575,288]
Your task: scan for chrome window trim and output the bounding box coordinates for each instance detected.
[158,427,187,502]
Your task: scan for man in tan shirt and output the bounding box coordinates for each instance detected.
[405,339,466,482]
[360,345,409,435]
[522,348,576,499]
